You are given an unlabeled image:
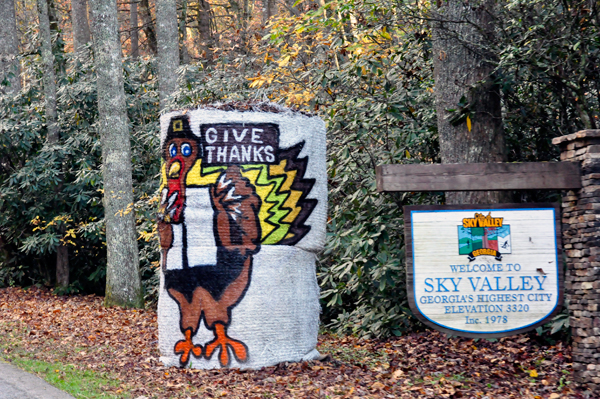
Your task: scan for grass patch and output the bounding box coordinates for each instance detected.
[5,358,127,399]
[0,321,127,399]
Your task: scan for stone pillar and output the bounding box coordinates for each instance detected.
[553,130,600,390]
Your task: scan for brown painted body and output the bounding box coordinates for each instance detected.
[159,132,262,366]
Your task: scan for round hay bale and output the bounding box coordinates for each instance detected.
[156,103,326,369]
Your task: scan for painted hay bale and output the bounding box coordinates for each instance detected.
[156,103,326,369]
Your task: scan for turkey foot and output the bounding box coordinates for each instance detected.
[205,323,248,367]
[174,328,202,366]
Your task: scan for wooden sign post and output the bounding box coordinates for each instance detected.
[377,136,600,389]
[405,203,563,338]
[376,162,580,337]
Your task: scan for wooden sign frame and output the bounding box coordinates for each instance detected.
[404,203,564,338]
[377,162,581,192]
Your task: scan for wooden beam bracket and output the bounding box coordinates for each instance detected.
[376,162,581,192]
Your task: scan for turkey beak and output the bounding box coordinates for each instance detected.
[168,161,182,179]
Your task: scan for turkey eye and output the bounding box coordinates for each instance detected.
[181,143,192,157]
[169,143,177,157]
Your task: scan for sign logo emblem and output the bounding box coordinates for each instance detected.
[458,212,511,261]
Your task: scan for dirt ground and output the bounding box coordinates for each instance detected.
[0,287,590,398]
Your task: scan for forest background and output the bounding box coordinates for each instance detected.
[0,0,598,339]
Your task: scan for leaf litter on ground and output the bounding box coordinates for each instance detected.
[0,287,588,398]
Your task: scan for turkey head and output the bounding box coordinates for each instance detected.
[159,116,199,225]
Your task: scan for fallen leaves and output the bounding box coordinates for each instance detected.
[0,287,587,398]
[530,369,539,378]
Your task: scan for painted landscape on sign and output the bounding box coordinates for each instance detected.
[458,225,511,255]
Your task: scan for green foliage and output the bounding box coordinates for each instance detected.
[496,0,600,165]
[247,0,441,337]
[532,307,571,346]
[0,47,162,295]
[246,0,599,337]
[1,0,597,338]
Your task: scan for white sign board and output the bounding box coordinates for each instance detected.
[405,204,563,338]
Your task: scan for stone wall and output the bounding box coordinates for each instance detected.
[553,130,600,390]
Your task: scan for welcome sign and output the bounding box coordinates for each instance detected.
[404,204,563,338]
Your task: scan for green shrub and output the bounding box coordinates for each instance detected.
[1,0,597,339]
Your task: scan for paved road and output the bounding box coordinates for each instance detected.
[0,361,75,399]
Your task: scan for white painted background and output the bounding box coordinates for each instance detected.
[411,208,559,334]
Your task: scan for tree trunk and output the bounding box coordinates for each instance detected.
[37,0,58,143]
[71,0,91,52]
[130,0,139,59]
[284,0,300,16]
[90,0,143,308]
[139,0,157,55]
[196,0,213,62]
[47,0,65,55]
[262,0,276,23]
[178,0,190,64]
[39,0,68,287]
[56,242,69,287]
[47,0,59,32]
[433,0,509,205]
[156,0,179,110]
[0,0,21,94]
[229,0,250,53]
